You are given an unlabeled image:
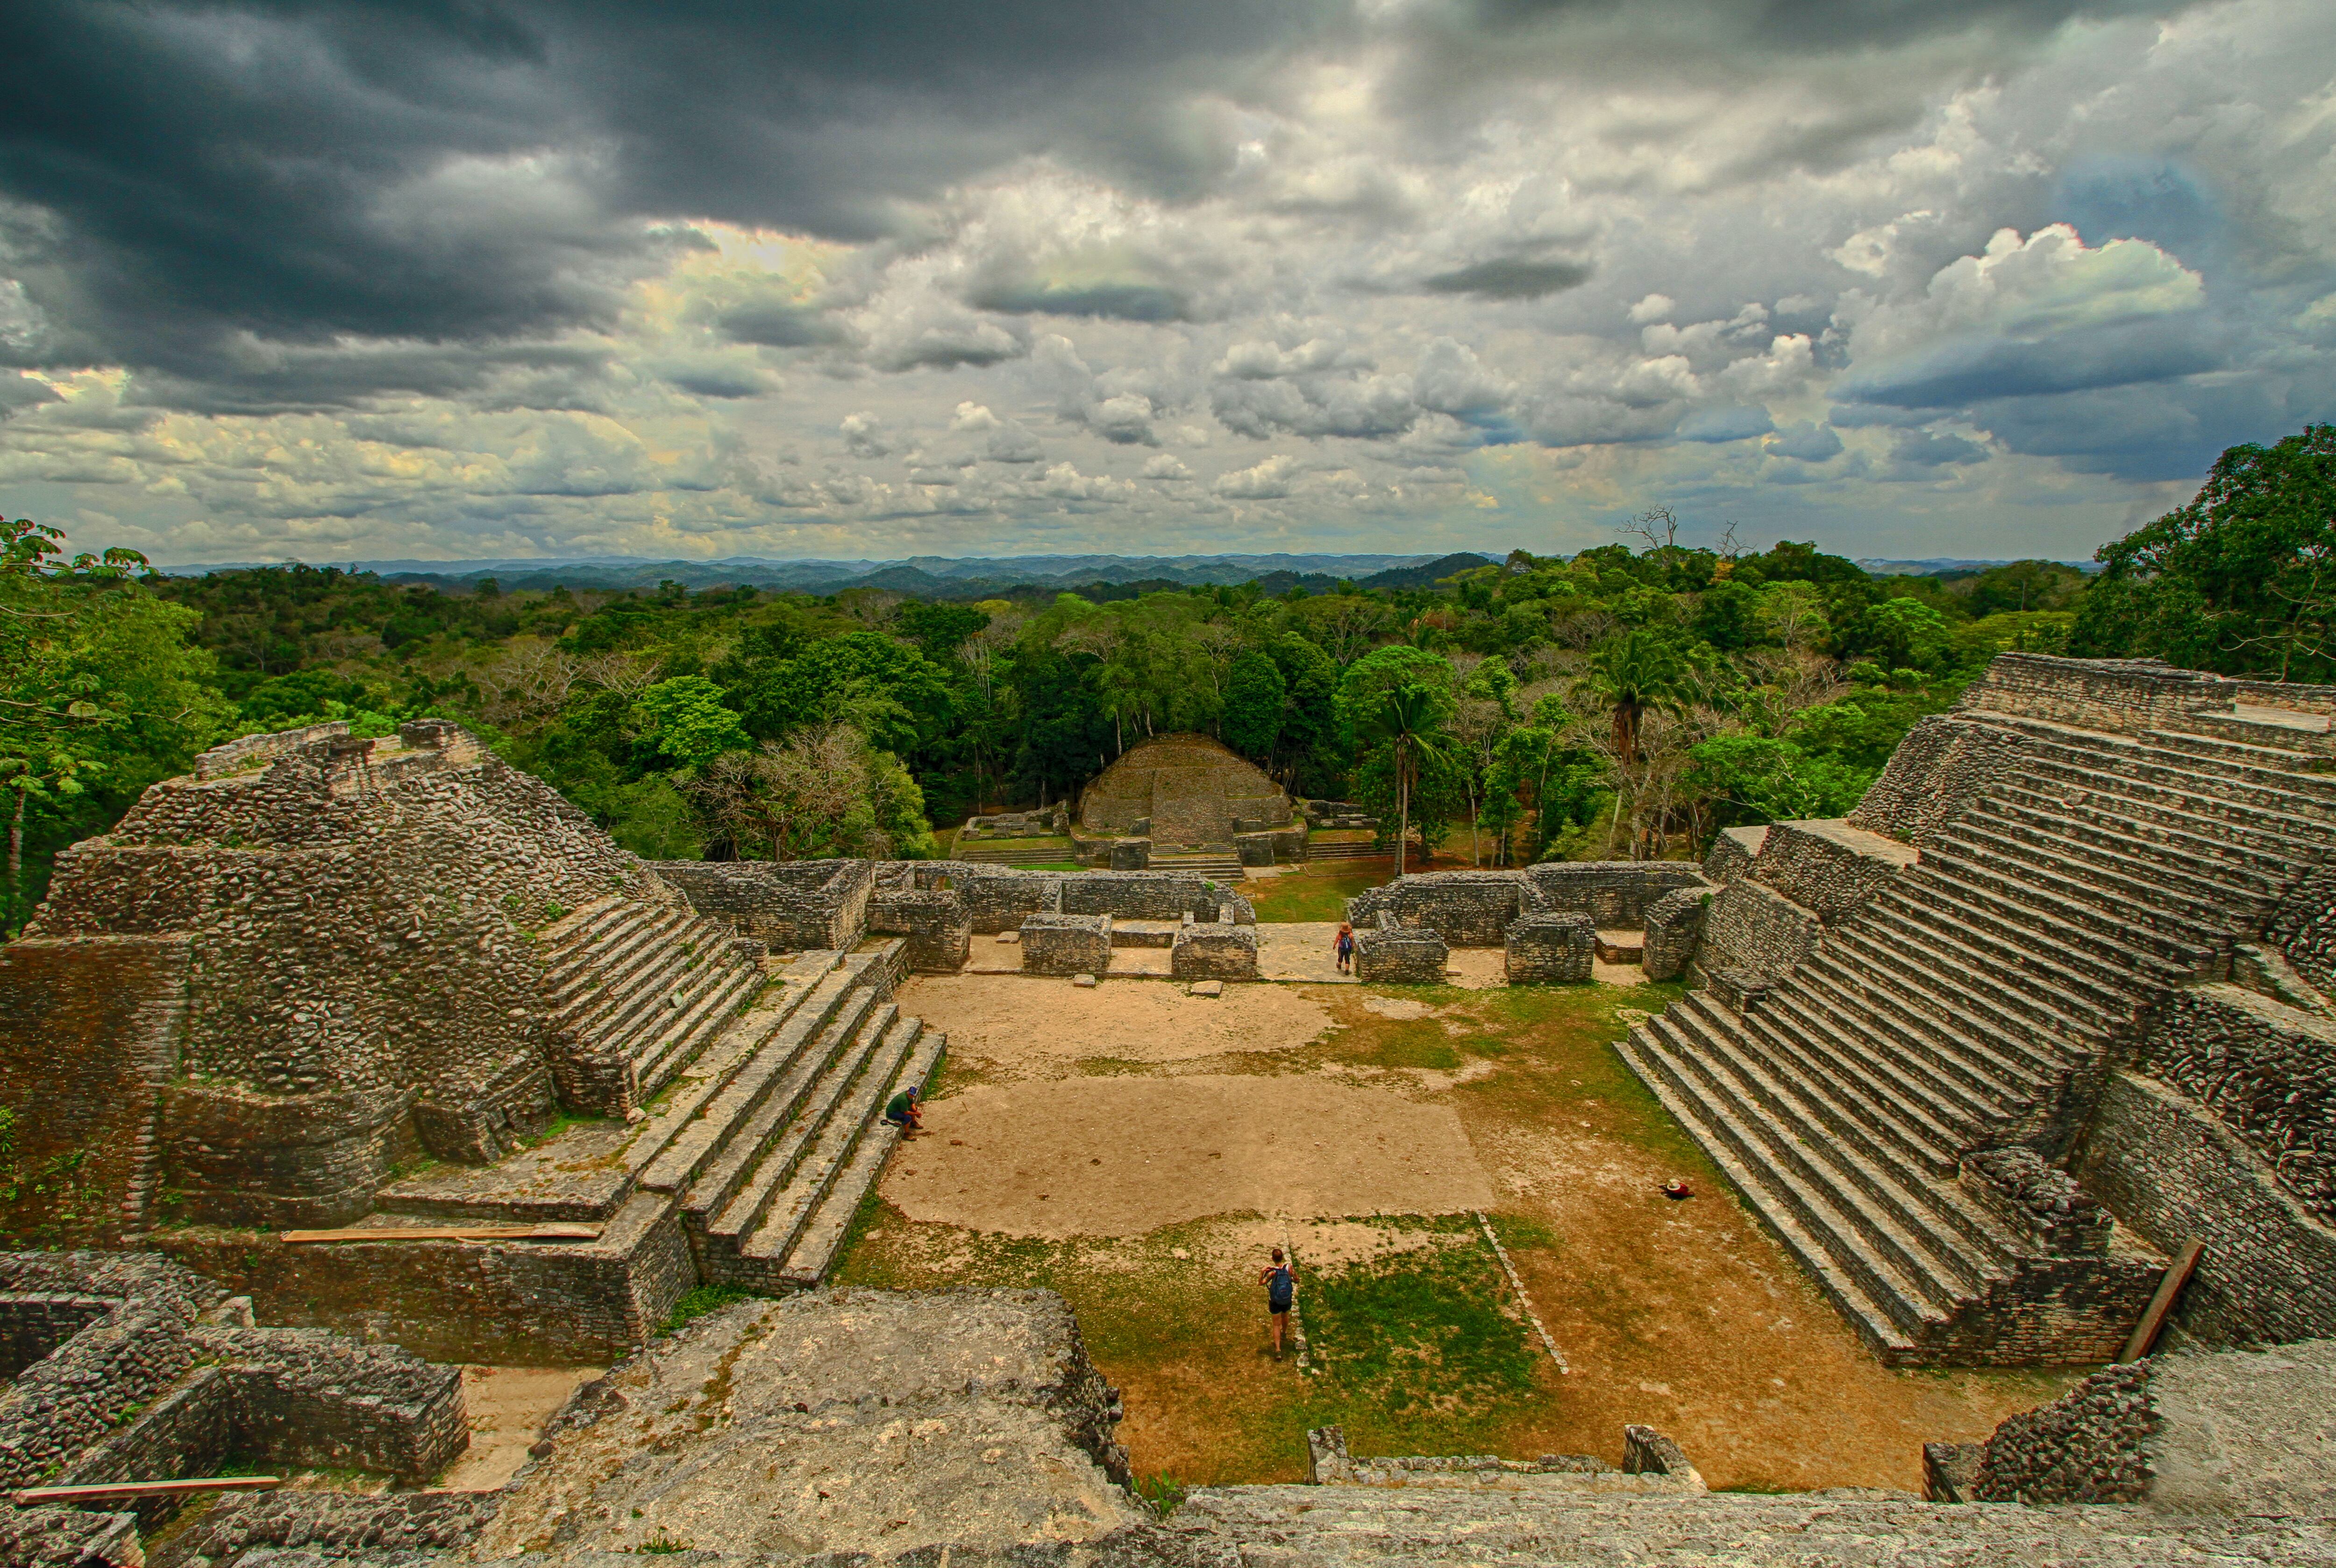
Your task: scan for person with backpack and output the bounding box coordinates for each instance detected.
[1259,1247,1297,1358]
[1333,922,1356,975]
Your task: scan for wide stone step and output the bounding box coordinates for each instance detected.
[1665,999,2013,1290]
[1843,909,2112,1051]
[637,964,857,1195]
[678,988,878,1231]
[622,955,845,1184]
[1976,794,2293,895]
[1618,1029,1923,1361]
[1792,954,2048,1110]
[1912,854,2215,976]
[1870,880,2158,1013]
[2017,751,2334,844]
[544,903,694,1008]
[557,917,738,1047]
[2144,724,2333,775]
[1625,1021,1953,1343]
[1986,784,2308,884]
[632,963,766,1097]
[1941,813,2261,929]
[1742,986,1993,1159]
[1821,925,2093,1091]
[740,1015,926,1276]
[2001,724,2336,821]
[777,1027,950,1289]
[698,1001,900,1264]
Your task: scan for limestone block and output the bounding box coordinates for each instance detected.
[867,888,971,974]
[1504,912,1595,984]
[1108,839,1150,870]
[1642,887,1708,982]
[1960,1147,2112,1258]
[1020,913,1113,976]
[1235,827,1307,866]
[1171,923,1259,981]
[1702,825,1767,888]
[1748,818,1916,923]
[1698,879,1819,981]
[1355,915,1448,985]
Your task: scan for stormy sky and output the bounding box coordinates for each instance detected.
[3,0,2332,565]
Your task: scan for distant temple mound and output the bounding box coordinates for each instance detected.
[1078,734,1299,870]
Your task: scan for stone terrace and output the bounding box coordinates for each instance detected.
[1622,655,2336,1363]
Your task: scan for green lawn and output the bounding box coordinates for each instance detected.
[1243,865,1392,922]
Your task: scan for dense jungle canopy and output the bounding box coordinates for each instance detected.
[0,423,2328,935]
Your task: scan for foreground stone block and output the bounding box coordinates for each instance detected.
[867,887,972,973]
[1505,911,1595,984]
[1020,912,1113,976]
[1643,886,1708,981]
[1172,920,1259,981]
[1355,914,1448,985]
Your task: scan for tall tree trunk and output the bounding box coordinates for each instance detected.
[1395,739,1410,878]
[5,784,19,935]
[1467,776,1480,867]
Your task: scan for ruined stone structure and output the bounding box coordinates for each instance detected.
[1074,734,1303,873]
[0,724,945,1362]
[0,1249,474,1566]
[1344,862,1711,984]
[1621,654,2336,1363]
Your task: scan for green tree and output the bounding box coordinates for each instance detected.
[1358,683,1455,877]
[2072,423,2336,679]
[1579,629,1694,765]
[1220,649,1286,761]
[631,676,751,768]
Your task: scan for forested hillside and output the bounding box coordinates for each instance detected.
[2,423,2327,935]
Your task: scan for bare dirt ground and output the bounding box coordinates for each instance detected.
[855,973,2081,1493]
[433,1365,602,1492]
[887,1076,1495,1237]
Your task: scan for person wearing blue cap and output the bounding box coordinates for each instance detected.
[884,1082,924,1137]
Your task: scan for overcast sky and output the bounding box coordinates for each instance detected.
[3,0,2332,567]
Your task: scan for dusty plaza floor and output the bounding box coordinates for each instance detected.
[832,956,2081,1494]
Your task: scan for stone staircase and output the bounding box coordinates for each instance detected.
[1304,839,1392,862]
[1151,849,1246,879]
[379,940,942,1294]
[1622,715,2336,1364]
[537,895,769,1115]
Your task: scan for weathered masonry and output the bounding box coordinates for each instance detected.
[0,723,944,1362]
[1618,654,2336,1363]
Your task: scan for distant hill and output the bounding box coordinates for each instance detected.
[1860,557,2101,576]
[158,551,1493,599]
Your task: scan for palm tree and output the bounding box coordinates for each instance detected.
[1581,629,1694,765]
[1361,683,1453,877]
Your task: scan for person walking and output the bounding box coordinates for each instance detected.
[1259,1247,1297,1358]
[1333,922,1356,975]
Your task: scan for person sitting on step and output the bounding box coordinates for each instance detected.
[884,1082,925,1137]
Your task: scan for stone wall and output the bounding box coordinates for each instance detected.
[1171,922,1258,981]
[2268,861,2336,998]
[1746,819,1917,922]
[1021,913,1113,976]
[1524,862,1711,927]
[1957,652,2336,738]
[868,888,973,973]
[1348,871,1524,946]
[1355,914,1448,985]
[1702,825,1766,887]
[1849,714,2032,848]
[1643,888,1708,982]
[155,1196,697,1365]
[0,937,189,1246]
[152,1490,498,1566]
[1505,912,1595,984]
[1699,880,1820,980]
[1972,1361,2157,1504]
[650,858,875,951]
[2077,1069,2336,1348]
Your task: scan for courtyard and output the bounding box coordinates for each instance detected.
[833,919,2078,1495]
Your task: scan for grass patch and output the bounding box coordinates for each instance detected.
[1307,1232,1538,1430]
[1244,867,1390,923]
[661,1283,756,1333]
[1132,1473,1189,1514]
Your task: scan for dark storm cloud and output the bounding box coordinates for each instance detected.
[1457,0,2183,50]
[0,0,1317,404]
[965,281,1194,323]
[1418,257,1593,300]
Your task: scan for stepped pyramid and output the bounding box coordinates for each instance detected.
[1624,655,2336,1364]
[0,720,940,1361]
